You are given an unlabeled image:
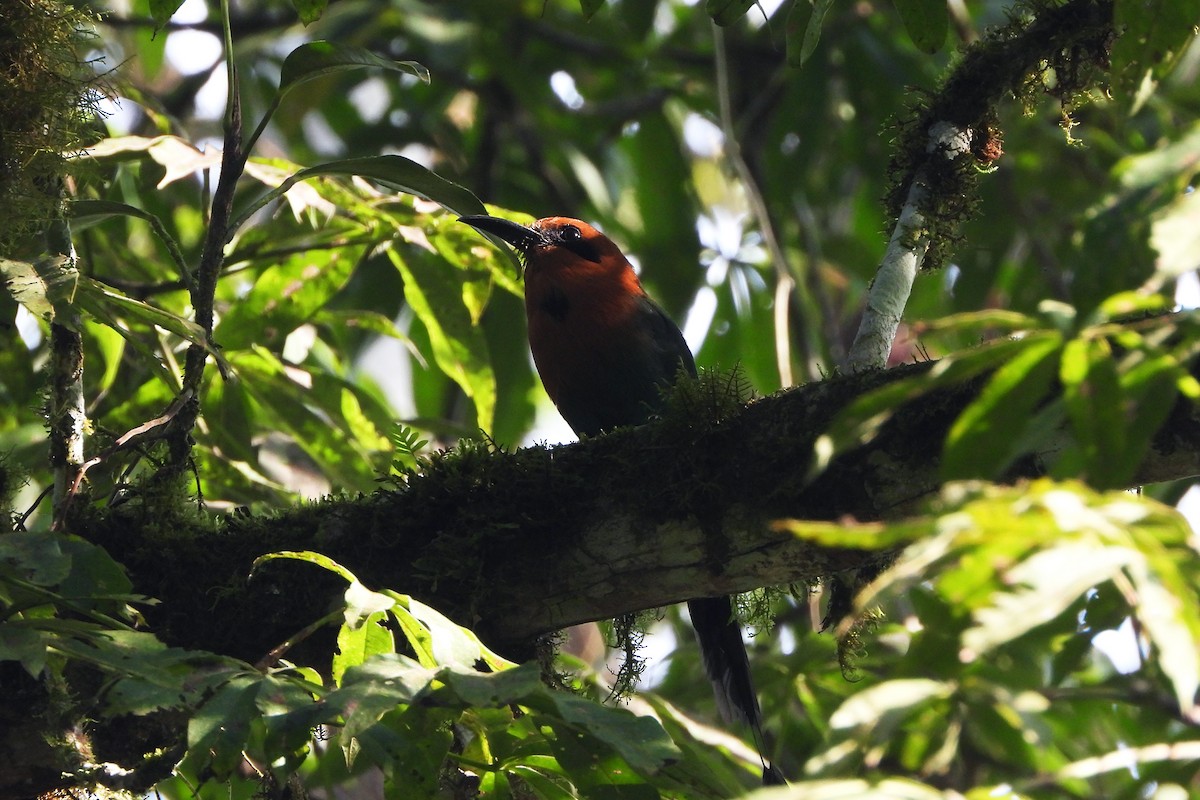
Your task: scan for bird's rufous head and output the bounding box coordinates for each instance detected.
[459,215,630,279]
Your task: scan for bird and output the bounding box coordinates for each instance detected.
[460,214,784,785]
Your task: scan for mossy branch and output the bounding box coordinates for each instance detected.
[73,353,1200,664]
[849,0,1115,370]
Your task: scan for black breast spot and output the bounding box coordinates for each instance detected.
[540,287,569,321]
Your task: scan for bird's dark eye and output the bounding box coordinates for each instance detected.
[554,224,601,263]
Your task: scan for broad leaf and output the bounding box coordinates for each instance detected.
[787,0,838,67]
[892,0,947,53]
[278,41,428,98]
[707,0,757,26]
[941,333,1062,480]
[229,156,486,241]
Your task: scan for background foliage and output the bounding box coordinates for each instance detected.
[1,0,1199,797]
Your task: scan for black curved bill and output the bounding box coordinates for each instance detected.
[458,215,545,254]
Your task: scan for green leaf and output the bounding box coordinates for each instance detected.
[807,679,954,775]
[820,335,1047,464]
[228,156,485,241]
[75,276,212,351]
[537,717,658,798]
[546,693,680,776]
[0,532,73,586]
[314,308,416,343]
[1092,290,1171,323]
[389,246,496,432]
[82,134,223,188]
[1150,190,1200,287]
[1112,351,1184,485]
[148,0,186,27]
[962,542,1136,657]
[213,244,363,350]
[334,653,441,738]
[254,550,359,583]
[376,704,456,798]
[84,320,126,394]
[1124,517,1200,715]
[230,349,378,489]
[941,333,1063,480]
[186,676,264,778]
[345,580,395,622]
[706,0,757,26]
[334,611,395,685]
[278,42,429,98]
[1113,0,1200,86]
[786,0,838,67]
[68,200,191,288]
[1057,337,1126,488]
[0,626,49,676]
[0,256,79,325]
[774,517,930,551]
[580,0,605,20]
[435,663,545,708]
[913,309,1043,339]
[892,0,948,53]
[505,765,577,800]
[49,629,239,716]
[290,0,328,24]
[55,535,134,601]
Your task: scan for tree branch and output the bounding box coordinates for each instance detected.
[78,351,1200,662]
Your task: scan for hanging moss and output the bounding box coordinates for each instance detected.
[0,0,99,259]
[885,0,1115,272]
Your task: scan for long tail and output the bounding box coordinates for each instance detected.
[687,596,786,785]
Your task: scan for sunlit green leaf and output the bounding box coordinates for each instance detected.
[963,542,1135,657]
[214,244,362,350]
[942,333,1062,480]
[0,255,78,324]
[253,550,359,584]
[229,156,486,241]
[1057,337,1125,487]
[389,246,496,432]
[334,653,440,738]
[435,663,545,708]
[82,134,222,188]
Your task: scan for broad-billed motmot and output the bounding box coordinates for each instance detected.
[460,214,783,785]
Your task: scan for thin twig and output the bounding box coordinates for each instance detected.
[15,484,54,531]
[167,0,245,472]
[68,388,196,499]
[255,610,342,670]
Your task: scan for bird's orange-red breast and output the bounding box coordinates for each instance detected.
[460,214,783,785]
[460,215,695,435]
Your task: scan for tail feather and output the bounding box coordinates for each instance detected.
[687,596,760,726]
[687,596,785,785]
